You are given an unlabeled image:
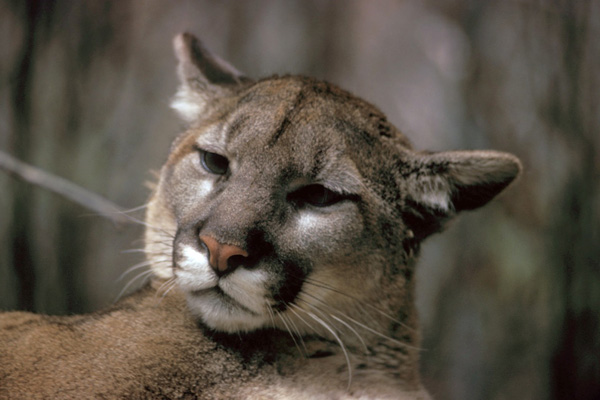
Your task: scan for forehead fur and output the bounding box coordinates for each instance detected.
[173,75,413,187]
[239,75,412,145]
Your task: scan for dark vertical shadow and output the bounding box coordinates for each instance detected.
[547,1,600,399]
[8,0,56,311]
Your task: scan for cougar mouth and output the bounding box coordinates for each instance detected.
[191,286,259,316]
[186,284,271,333]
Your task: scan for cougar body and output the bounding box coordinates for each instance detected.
[0,33,521,399]
[2,283,417,399]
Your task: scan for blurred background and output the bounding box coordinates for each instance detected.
[1,1,598,399]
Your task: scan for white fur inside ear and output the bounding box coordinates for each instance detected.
[411,175,452,212]
[170,86,206,122]
[419,189,451,212]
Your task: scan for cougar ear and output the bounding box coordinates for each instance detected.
[403,150,522,238]
[171,33,251,122]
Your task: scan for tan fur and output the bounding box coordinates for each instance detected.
[1,282,428,399]
[0,33,521,399]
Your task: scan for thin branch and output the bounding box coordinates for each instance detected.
[0,149,131,226]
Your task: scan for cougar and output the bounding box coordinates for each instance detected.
[0,33,521,399]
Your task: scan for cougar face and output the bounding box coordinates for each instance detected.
[149,77,393,333]
[146,34,521,341]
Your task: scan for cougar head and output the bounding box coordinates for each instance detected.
[145,33,521,341]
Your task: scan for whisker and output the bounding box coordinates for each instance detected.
[338,313,422,351]
[290,304,352,390]
[295,292,370,354]
[296,296,369,355]
[328,313,370,355]
[116,203,149,214]
[117,260,159,282]
[287,313,309,354]
[117,264,149,283]
[286,305,329,359]
[265,302,277,327]
[115,269,155,302]
[297,291,421,351]
[286,303,318,333]
[275,309,304,357]
[156,278,178,303]
[145,238,176,247]
[121,214,169,232]
[296,297,342,335]
[156,277,176,295]
[127,217,176,240]
[87,203,149,221]
[161,281,178,298]
[281,307,308,356]
[117,258,170,282]
[301,276,416,332]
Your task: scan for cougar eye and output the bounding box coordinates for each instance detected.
[289,184,344,208]
[199,150,229,175]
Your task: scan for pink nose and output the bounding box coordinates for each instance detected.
[199,235,249,276]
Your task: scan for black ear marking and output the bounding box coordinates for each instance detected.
[173,33,248,88]
[171,33,253,122]
[442,151,522,212]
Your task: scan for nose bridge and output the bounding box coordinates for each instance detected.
[201,172,273,245]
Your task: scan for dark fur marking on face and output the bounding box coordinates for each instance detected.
[367,112,394,139]
[308,350,334,359]
[333,118,379,149]
[268,87,307,147]
[226,114,251,142]
[309,147,327,178]
[271,261,306,312]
